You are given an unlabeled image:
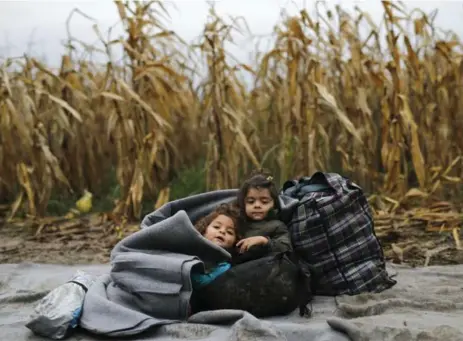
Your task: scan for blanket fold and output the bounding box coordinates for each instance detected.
[80,208,232,336]
[140,189,238,228]
[69,189,351,340]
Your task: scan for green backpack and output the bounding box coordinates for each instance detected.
[190,251,312,318]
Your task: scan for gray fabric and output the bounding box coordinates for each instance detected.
[140,188,299,228]
[77,189,349,339]
[140,189,238,228]
[4,262,463,340]
[80,209,232,336]
[6,189,459,341]
[0,263,352,341]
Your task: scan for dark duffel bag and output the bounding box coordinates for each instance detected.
[190,251,312,318]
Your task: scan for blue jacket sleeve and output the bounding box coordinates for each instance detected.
[191,262,231,288]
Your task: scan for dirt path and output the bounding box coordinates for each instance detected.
[0,223,111,264]
[0,214,139,264]
[1,214,463,267]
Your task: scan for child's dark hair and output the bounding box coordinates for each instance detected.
[237,168,279,219]
[194,203,241,237]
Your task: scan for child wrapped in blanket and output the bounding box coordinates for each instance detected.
[191,169,293,279]
[190,203,241,289]
[190,169,292,287]
[189,172,302,317]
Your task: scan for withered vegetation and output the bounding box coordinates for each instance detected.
[0,0,462,253]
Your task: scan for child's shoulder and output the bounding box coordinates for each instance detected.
[246,219,286,232]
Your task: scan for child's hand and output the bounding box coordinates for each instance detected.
[236,236,269,253]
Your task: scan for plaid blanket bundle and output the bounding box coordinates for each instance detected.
[281,172,397,296]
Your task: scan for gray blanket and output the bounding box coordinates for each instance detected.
[5,189,462,341]
[4,262,463,341]
[77,189,351,340]
[80,204,236,335]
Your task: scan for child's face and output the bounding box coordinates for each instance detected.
[203,214,237,249]
[245,187,274,221]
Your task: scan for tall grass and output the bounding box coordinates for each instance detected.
[0,0,462,220]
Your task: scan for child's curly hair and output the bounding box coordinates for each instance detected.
[237,168,279,219]
[194,203,241,239]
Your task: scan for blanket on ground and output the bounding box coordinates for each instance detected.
[79,190,239,336]
[4,262,463,341]
[79,210,230,335]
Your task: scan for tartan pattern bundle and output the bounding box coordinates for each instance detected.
[282,172,397,296]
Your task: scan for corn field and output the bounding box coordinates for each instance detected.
[0,0,462,221]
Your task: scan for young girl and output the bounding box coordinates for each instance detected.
[190,203,240,288]
[235,169,292,257]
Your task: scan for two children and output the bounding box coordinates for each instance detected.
[191,169,292,288]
